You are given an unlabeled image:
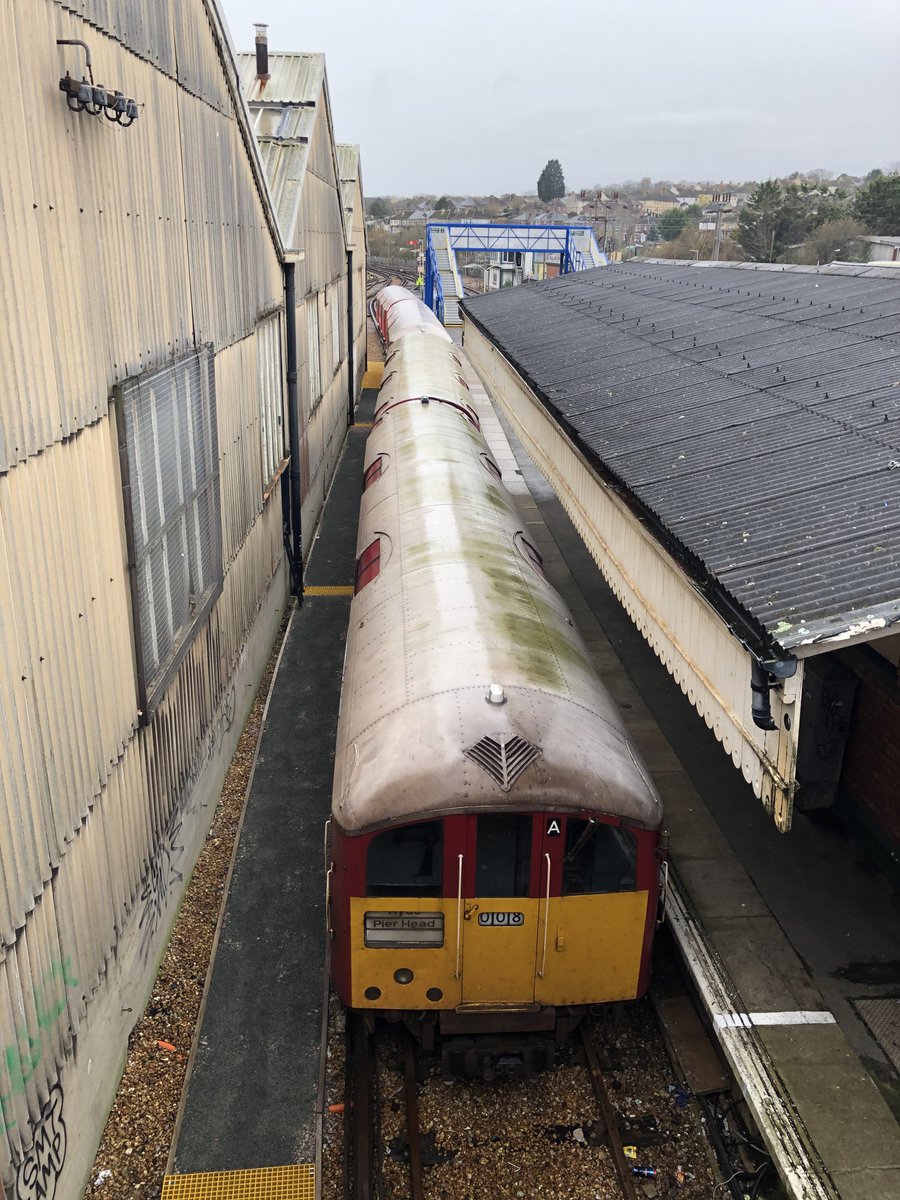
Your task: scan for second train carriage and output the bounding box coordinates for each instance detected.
[329,288,665,1072]
[372,284,453,346]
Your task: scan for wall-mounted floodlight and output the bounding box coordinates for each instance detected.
[57,39,140,127]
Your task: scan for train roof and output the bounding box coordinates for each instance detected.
[332,333,662,836]
[374,286,452,345]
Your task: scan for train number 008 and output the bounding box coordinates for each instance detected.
[477,911,525,927]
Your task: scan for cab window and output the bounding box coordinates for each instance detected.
[476,814,531,897]
[562,819,636,895]
[365,822,443,897]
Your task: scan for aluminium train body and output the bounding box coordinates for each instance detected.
[372,284,453,346]
[329,288,664,1073]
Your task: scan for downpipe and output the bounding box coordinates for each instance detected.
[346,250,355,427]
[283,260,304,601]
[750,657,796,731]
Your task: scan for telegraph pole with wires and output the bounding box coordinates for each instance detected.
[706,192,734,261]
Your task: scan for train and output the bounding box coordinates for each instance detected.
[328,286,665,1075]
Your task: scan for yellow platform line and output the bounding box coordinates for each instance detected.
[162,1165,315,1200]
[304,585,354,596]
[362,363,384,388]
[353,421,373,429]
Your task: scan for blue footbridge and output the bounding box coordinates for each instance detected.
[424,221,607,328]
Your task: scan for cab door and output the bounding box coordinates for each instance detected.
[534,815,648,1006]
[459,814,540,1006]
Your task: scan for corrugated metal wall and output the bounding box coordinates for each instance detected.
[288,102,354,547]
[297,107,347,302]
[1,1,288,1189]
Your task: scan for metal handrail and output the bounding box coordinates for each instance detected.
[539,852,551,978]
[424,224,446,322]
[454,853,464,977]
[445,227,465,306]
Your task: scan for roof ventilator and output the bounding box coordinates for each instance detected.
[255,23,270,82]
[465,734,541,792]
[751,658,796,732]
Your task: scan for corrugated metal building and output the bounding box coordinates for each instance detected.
[337,143,369,402]
[0,3,297,1196]
[237,38,366,543]
[462,261,900,855]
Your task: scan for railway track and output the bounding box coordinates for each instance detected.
[333,1003,776,1200]
[580,1020,642,1200]
[345,1015,424,1200]
[366,266,417,297]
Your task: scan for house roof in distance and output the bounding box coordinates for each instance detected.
[461,261,900,661]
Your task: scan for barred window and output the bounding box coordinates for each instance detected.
[257,314,286,490]
[116,347,223,717]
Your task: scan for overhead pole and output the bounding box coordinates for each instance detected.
[709,191,733,262]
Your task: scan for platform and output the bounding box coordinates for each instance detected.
[166,385,377,1185]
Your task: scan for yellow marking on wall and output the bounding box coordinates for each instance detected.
[362,363,384,388]
[161,1165,315,1200]
[304,585,355,596]
[353,421,374,429]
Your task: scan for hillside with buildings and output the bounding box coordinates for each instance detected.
[367,167,900,267]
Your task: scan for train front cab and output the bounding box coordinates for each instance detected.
[331,811,661,1058]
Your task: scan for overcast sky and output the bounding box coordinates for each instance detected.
[220,0,899,196]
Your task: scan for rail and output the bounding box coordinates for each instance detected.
[345,1014,376,1200]
[580,1022,641,1200]
[345,1018,423,1200]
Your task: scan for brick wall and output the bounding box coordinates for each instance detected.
[838,646,900,855]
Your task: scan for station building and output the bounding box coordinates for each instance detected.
[0,4,361,1197]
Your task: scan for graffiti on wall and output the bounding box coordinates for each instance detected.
[1,960,78,1136]
[137,804,185,963]
[14,1084,67,1200]
[138,684,236,961]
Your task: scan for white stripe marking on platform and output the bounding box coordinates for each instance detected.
[714,1011,836,1029]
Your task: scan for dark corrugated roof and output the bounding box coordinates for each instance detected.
[461,262,900,659]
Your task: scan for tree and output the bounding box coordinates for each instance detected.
[367,197,390,219]
[537,159,566,202]
[653,226,745,263]
[658,203,703,241]
[367,226,390,258]
[735,180,786,261]
[434,195,456,213]
[788,218,869,265]
[853,173,900,235]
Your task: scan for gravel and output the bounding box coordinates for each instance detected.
[83,613,289,1200]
